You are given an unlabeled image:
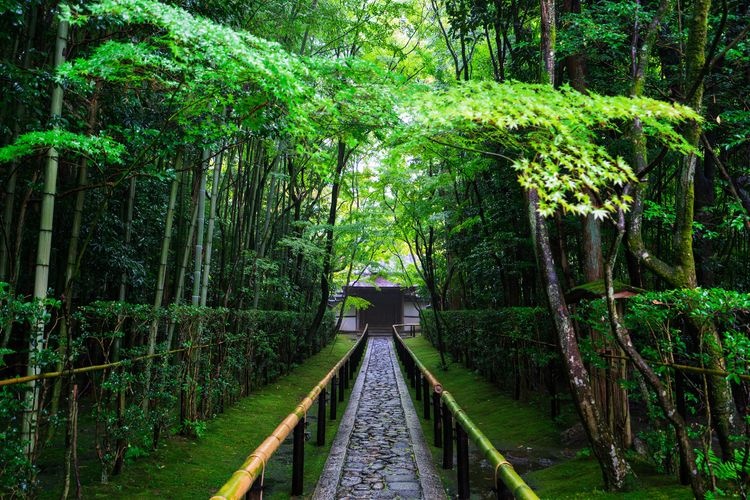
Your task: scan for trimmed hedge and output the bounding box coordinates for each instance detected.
[0,298,334,495]
[420,308,559,401]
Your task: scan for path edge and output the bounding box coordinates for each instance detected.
[311,337,373,500]
[388,338,448,500]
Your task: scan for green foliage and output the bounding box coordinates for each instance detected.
[695,447,750,498]
[0,283,62,494]
[342,295,372,312]
[0,130,125,164]
[180,419,207,438]
[420,308,557,396]
[0,297,334,496]
[0,385,33,496]
[402,80,700,217]
[62,0,313,143]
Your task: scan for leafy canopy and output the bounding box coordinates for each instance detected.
[399,80,701,217]
[0,130,125,164]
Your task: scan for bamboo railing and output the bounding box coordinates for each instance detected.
[392,322,420,337]
[211,326,369,500]
[392,327,539,500]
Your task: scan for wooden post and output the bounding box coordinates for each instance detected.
[442,403,453,469]
[456,423,470,499]
[292,418,305,495]
[343,360,349,389]
[330,377,338,420]
[433,392,442,447]
[415,371,422,401]
[317,388,326,446]
[423,377,430,419]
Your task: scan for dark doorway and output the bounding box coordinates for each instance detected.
[348,287,403,330]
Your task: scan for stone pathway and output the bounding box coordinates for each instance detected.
[313,337,445,500]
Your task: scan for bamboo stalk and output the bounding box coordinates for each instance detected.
[23,16,69,457]
[0,339,236,387]
[192,150,208,306]
[200,149,222,307]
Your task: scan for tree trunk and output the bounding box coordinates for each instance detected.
[627,0,737,461]
[605,214,705,498]
[200,149,222,307]
[23,17,69,459]
[535,1,632,488]
[309,139,349,336]
[529,190,634,490]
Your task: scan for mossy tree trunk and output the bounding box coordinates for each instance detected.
[606,213,706,498]
[528,189,634,490]
[533,0,634,490]
[627,0,737,461]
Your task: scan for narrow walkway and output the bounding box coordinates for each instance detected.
[313,337,445,500]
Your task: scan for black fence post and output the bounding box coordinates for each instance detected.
[330,377,338,420]
[338,368,345,402]
[496,475,513,500]
[423,378,430,419]
[415,371,422,401]
[433,392,442,447]
[245,479,262,500]
[343,360,349,390]
[292,417,305,496]
[317,388,326,446]
[456,423,470,499]
[442,404,453,469]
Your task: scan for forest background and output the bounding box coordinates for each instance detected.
[0,0,749,497]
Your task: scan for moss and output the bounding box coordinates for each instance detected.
[402,335,693,499]
[48,335,357,499]
[525,457,692,499]
[404,336,562,449]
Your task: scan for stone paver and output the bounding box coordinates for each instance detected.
[313,337,446,500]
[335,338,421,499]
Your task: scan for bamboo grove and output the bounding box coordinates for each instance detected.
[1,0,749,498]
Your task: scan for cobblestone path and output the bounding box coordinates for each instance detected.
[335,338,422,499]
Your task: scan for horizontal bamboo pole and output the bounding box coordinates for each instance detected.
[441,391,539,500]
[391,327,442,393]
[394,325,750,384]
[0,340,227,387]
[211,327,368,500]
[597,352,750,382]
[1,325,374,389]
